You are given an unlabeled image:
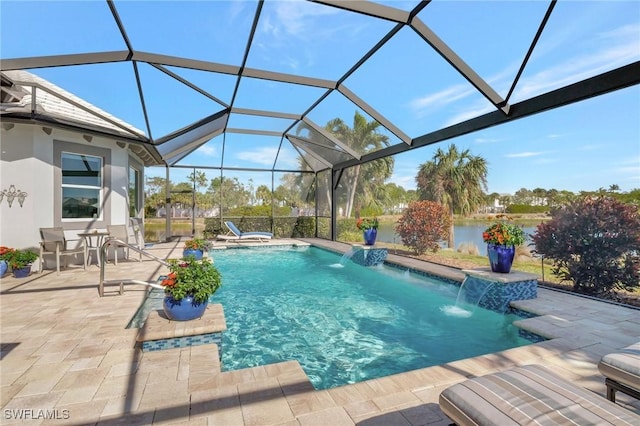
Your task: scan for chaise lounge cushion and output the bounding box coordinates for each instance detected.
[598,341,640,396]
[439,364,639,426]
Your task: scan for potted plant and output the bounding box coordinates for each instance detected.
[6,248,39,278]
[356,217,379,245]
[0,246,15,277]
[482,216,526,273]
[182,238,211,261]
[160,255,222,321]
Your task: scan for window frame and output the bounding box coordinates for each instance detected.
[128,156,144,218]
[61,151,103,221]
[54,140,111,229]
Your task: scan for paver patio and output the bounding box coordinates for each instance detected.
[1,238,638,425]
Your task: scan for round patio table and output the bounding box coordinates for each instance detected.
[78,230,110,267]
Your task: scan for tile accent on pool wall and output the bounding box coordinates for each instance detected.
[142,332,223,352]
[383,262,461,286]
[518,328,547,343]
[351,247,388,266]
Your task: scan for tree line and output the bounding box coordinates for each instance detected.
[144,113,639,223]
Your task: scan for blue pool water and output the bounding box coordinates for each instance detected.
[210,246,533,390]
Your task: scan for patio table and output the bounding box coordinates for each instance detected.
[78,230,110,267]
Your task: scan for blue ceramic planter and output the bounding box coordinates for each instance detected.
[487,244,515,273]
[0,260,7,277]
[363,228,377,246]
[183,248,204,261]
[163,295,208,321]
[12,265,32,278]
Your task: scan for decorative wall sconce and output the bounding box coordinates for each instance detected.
[0,185,28,208]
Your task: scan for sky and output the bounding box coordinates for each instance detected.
[1,0,639,195]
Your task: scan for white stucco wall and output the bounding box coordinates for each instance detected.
[0,123,145,270]
[0,125,42,253]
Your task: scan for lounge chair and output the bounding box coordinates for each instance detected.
[598,342,640,402]
[439,364,639,425]
[217,221,273,242]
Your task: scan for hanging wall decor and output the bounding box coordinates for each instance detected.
[1,185,28,207]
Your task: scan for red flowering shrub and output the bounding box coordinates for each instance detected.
[395,200,451,255]
[532,196,640,297]
[0,246,15,261]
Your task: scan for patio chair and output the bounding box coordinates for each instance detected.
[129,217,145,261]
[39,227,85,274]
[107,224,131,265]
[439,364,640,425]
[598,341,640,402]
[217,221,273,243]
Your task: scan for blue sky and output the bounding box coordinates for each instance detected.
[2,0,639,194]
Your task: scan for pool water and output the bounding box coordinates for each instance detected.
[211,246,533,390]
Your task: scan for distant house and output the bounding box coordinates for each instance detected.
[0,70,158,269]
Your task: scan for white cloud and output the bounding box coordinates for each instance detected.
[236,147,278,166]
[196,145,217,156]
[474,137,503,144]
[409,84,476,118]
[443,102,495,127]
[505,151,544,158]
[260,1,342,40]
[389,173,416,190]
[577,144,602,152]
[615,156,640,180]
[514,22,640,100]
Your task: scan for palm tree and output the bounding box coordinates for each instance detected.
[295,111,393,218]
[416,144,488,248]
[325,111,393,218]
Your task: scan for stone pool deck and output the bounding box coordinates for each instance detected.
[1,237,638,425]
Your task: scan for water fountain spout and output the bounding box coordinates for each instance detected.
[339,247,359,266]
[455,276,494,308]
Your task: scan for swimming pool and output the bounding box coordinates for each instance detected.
[211,246,535,390]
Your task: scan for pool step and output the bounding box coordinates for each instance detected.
[137,303,226,352]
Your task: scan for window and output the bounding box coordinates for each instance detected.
[61,152,102,219]
[129,165,141,217]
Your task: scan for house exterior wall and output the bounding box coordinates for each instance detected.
[0,123,145,269]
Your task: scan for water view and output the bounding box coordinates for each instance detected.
[375,222,538,250]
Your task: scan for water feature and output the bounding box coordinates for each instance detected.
[442,276,495,318]
[211,246,538,390]
[330,246,359,268]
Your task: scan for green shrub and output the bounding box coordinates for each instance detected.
[506,204,549,214]
[338,230,362,243]
[360,205,383,217]
[204,216,318,239]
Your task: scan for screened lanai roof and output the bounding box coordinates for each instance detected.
[1,0,639,172]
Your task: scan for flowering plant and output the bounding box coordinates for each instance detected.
[161,256,222,303]
[0,246,15,261]
[356,217,379,231]
[482,218,526,247]
[183,238,211,251]
[5,249,39,269]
